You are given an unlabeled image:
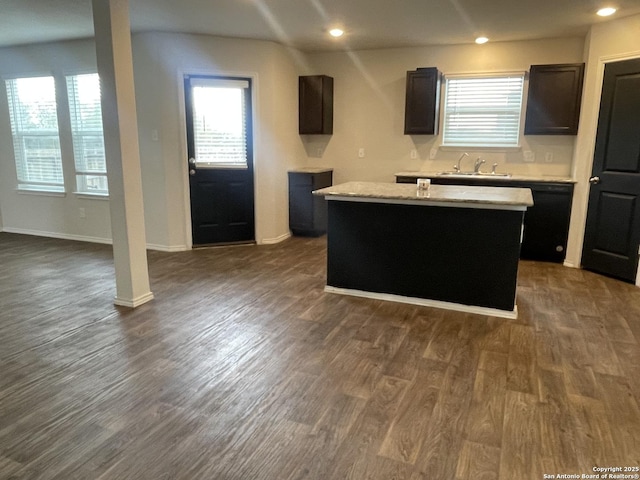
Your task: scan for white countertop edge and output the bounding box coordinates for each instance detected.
[325,286,518,320]
[324,194,528,211]
[288,167,334,174]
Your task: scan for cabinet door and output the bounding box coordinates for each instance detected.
[299,75,333,134]
[520,186,573,262]
[288,171,332,236]
[524,63,585,135]
[404,68,441,135]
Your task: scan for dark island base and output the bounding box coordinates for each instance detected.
[326,200,525,316]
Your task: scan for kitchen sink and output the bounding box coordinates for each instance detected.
[437,172,512,178]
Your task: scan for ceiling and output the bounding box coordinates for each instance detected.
[1,0,639,52]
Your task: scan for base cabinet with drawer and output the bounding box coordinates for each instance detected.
[289,168,333,236]
[396,176,574,263]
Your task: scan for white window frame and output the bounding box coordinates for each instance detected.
[5,76,65,192]
[442,73,525,148]
[66,73,108,196]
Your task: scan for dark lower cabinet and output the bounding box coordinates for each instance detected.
[518,183,573,262]
[396,176,574,263]
[289,169,333,236]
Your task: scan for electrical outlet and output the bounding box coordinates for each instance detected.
[410,149,417,159]
[79,208,86,219]
[316,147,323,157]
[430,148,438,160]
[358,148,365,158]
[523,151,535,162]
[151,129,159,141]
[545,152,554,163]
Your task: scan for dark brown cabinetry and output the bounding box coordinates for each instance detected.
[524,63,585,135]
[404,67,441,135]
[288,169,333,236]
[299,75,333,134]
[396,175,574,263]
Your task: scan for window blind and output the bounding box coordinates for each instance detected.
[442,74,524,148]
[5,77,64,191]
[190,78,249,169]
[66,73,108,194]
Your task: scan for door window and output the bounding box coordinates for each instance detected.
[189,78,249,169]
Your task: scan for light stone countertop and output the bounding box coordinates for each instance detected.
[395,171,575,183]
[313,181,534,210]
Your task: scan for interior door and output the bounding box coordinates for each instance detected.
[582,58,640,282]
[185,75,255,246]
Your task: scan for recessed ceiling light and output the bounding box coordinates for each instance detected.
[475,36,489,44]
[597,6,617,16]
[329,28,344,38]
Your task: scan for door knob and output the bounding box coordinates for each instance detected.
[589,176,600,184]
[189,169,196,176]
[189,157,196,165]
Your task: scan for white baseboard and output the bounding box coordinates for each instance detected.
[2,227,112,245]
[114,292,155,308]
[146,243,189,252]
[258,232,291,245]
[1,227,187,252]
[325,285,518,320]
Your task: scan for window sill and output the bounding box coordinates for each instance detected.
[439,145,522,153]
[73,192,109,200]
[16,188,66,197]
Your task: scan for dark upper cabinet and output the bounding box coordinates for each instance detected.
[524,63,585,135]
[299,75,333,134]
[404,67,441,135]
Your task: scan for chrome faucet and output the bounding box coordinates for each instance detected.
[474,157,486,173]
[454,152,469,172]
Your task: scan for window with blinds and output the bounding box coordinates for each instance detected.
[190,78,249,168]
[5,76,64,192]
[442,74,524,148]
[66,73,108,195]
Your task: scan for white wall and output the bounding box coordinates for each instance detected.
[0,34,307,249]
[565,13,640,286]
[0,40,113,244]
[301,38,585,185]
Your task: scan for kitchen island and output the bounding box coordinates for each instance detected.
[313,181,533,319]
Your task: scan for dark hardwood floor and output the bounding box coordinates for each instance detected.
[0,232,639,480]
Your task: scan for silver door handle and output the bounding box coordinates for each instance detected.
[189,158,196,165]
[189,169,196,176]
[589,176,600,184]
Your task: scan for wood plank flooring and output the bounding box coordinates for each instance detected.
[0,232,639,479]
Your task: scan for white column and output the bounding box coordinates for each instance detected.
[92,0,153,307]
